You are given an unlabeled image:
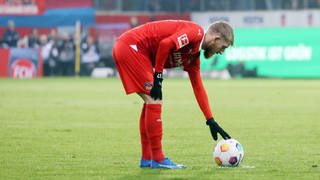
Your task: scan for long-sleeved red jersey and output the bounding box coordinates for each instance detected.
[115,20,213,119]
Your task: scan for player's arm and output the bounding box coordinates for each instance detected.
[150,38,176,100]
[151,29,196,100]
[186,64,212,119]
[154,38,176,73]
[186,64,231,141]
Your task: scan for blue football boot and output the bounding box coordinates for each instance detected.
[140,157,152,168]
[151,157,186,169]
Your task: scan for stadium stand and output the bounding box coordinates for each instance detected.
[0,0,320,78]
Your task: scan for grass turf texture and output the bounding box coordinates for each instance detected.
[0,78,319,180]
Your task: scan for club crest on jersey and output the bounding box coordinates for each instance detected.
[177,33,189,48]
[144,82,153,92]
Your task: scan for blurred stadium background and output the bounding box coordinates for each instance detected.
[1,1,320,179]
[0,0,320,79]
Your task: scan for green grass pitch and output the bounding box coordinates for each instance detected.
[0,78,319,179]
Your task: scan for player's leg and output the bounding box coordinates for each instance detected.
[113,40,154,167]
[138,93,186,169]
[137,93,164,163]
[113,40,185,169]
[138,103,152,168]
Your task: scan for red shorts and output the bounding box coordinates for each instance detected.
[112,40,153,95]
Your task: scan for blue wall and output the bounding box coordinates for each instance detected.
[0,7,95,27]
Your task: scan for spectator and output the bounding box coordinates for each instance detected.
[130,16,139,28]
[2,20,20,48]
[17,35,28,48]
[57,33,75,76]
[40,34,56,76]
[47,29,58,42]
[47,29,60,76]
[28,28,40,49]
[80,35,100,76]
[48,36,60,76]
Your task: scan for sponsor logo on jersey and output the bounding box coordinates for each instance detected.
[177,33,189,48]
[144,82,153,91]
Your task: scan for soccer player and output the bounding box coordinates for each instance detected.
[112,20,233,169]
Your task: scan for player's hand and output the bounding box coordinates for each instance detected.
[206,118,231,141]
[150,72,163,100]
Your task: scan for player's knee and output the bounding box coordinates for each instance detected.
[137,93,162,104]
[146,98,162,104]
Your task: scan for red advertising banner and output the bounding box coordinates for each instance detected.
[0,48,42,78]
[0,48,10,77]
[45,0,92,9]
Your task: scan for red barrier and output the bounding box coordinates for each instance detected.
[0,48,10,77]
[0,48,42,78]
[45,0,92,9]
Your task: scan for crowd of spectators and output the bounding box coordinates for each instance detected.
[2,0,320,77]
[94,0,320,12]
[4,0,320,11]
[0,20,101,77]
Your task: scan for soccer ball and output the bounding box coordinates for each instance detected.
[213,139,244,167]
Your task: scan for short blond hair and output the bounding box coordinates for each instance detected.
[208,21,234,46]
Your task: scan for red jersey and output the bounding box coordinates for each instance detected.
[118,20,204,72]
[117,20,213,119]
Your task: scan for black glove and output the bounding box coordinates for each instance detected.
[150,72,163,100]
[206,118,231,141]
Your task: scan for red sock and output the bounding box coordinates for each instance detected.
[139,104,152,160]
[145,104,164,162]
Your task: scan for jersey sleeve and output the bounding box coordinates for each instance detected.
[169,27,203,51]
[154,27,203,72]
[185,57,213,120]
[154,37,176,72]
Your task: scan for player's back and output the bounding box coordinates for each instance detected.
[117,20,202,56]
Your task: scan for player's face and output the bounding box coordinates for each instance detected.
[203,37,230,59]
